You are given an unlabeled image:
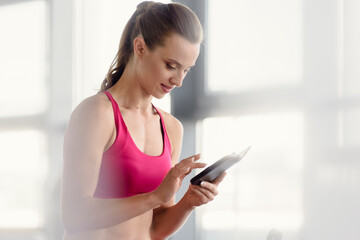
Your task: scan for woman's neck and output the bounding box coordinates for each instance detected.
[108,62,153,113]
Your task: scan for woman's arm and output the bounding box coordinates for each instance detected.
[150,114,226,239]
[151,173,226,240]
[61,95,204,234]
[61,94,163,233]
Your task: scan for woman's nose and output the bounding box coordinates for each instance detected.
[170,72,185,87]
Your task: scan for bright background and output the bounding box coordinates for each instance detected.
[0,0,359,240]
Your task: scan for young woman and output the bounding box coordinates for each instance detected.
[61,1,226,239]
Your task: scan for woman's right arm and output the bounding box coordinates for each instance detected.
[61,94,162,233]
[61,94,202,234]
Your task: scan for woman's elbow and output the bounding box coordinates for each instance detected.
[150,226,173,240]
[61,205,89,234]
[61,211,80,234]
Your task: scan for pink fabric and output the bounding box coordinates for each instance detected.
[93,91,172,198]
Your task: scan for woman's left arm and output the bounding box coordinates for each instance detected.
[151,172,226,240]
[150,113,226,240]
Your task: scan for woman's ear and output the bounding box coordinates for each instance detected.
[133,36,147,58]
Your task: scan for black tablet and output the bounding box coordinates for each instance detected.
[190,146,251,185]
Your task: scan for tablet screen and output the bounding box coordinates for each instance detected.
[190,146,251,185]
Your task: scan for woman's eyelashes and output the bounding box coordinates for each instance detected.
[166,63,177,70]
[165,63,191,74]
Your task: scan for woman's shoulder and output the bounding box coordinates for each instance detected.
[74,92,111,114]
[69,92,113,127]
[64,92,115,156]
[156,107,183,134]
[158,108,184,149]
[155,107,183,158]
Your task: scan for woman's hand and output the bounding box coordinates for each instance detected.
[153,154,206,205]
[182,172,226,207]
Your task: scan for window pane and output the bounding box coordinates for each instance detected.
[340,108,360,146]
[198,112,304,239]
[0,0,47,117]
[0,130,47,228]
[207,0,303,92]
[342,0,360,96]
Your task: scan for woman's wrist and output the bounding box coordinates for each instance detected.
[177,192,196,212]
[148,190,165,209]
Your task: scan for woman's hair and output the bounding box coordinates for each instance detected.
[100,1,203,91]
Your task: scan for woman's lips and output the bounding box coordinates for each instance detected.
[161,84,173,93]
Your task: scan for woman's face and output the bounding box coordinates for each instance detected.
[136,33,200,99]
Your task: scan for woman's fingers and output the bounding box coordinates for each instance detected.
[175,154,206,176]
[155,154,209,204]
[177,154,201,168]
[189,182,218,203]
[212,172,227,186]
[200,181,219,198]
[189,173,226,202]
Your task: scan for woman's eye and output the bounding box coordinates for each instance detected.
[166,64,176,70]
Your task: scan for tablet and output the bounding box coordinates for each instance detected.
[190,146,251,185]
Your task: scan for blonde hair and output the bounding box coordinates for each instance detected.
[100,1,203,91]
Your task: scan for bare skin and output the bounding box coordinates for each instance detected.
[61,33,226,240]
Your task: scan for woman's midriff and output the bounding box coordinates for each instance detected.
[62,210,153,240]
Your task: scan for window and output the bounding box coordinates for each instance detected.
[0,0,48,230]
[172,0,360,240]
[0,130,47,228]
[340,0,360,97]
[197,1,304,238]
[0,0,47,117]
[206,0,302,93]
[199,112,303,233]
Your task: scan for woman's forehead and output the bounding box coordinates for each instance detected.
[157,34,200,66]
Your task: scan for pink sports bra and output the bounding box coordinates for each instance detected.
[93,91,172,199]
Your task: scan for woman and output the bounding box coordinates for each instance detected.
[61,1,226,239]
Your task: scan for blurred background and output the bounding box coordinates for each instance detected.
[0,0,359,239]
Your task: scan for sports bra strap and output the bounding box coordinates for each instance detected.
[103,91,120,129]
